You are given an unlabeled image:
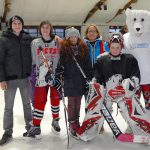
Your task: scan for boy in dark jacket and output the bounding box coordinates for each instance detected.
[0,16,32,145]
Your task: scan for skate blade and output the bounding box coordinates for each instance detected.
[70,134,79,140]
[51,127,60,135]
[22,134,41,141]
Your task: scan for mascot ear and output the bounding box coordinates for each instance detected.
[125,8,131,16]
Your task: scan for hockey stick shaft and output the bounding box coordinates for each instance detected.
[39,46,52,72]
[60,77,70,148]
[101,102,135,142]
[101,103,122,138]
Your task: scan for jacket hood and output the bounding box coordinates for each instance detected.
[84,36,102,43]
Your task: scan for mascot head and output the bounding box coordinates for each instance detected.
[125,8,150,35]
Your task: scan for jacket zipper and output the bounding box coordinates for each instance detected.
[92,46,94,68]
[92,42,96,68]
[18,37,23,78]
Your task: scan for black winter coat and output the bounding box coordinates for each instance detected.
[0,29,33,82]
[93,53,141,87]
[57,49,92,97]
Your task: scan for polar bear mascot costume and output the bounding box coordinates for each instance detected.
[123,8,150,114]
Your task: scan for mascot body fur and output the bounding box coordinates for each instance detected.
[123,9,150,111]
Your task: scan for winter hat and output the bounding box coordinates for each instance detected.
[9,15,24,28]
[65,27,80,39]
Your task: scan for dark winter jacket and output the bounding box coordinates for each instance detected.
[93,53,140,88]
[57,48,92,97]
[0,29,33,82]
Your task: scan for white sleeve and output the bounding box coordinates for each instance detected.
[31,40,36,65]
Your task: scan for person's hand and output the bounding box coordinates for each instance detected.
[45,71,52,83]
[84,80,90,94]
[0,81,7,91]
[91,78,97,83]
[122,78,135,91]
[85,81,89,90]
[55,66,64,78]
[122,78,137,97]
[53,78,62,99]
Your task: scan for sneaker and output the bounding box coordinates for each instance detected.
[23,125,41,139]
[52,119,61,133]
[0,133,12,146]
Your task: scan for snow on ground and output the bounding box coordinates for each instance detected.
[0,89,149,150]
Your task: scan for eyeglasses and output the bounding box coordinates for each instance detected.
[88,30,97,33]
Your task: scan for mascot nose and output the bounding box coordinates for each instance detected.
[136,28,140,31]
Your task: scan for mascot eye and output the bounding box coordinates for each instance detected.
[141,18,144,22]
[133,18,136,21]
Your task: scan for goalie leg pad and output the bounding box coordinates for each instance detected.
[77,83,105,141]
[118,97,150,137]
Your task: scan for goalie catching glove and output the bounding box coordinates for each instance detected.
[121,77,139,97]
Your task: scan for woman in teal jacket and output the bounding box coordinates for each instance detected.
[84,24,109,68]
[83,24,109,133]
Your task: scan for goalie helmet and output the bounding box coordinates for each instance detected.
[109,32,124,48]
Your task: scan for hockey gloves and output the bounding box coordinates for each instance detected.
[45,71,56,86]
[122,78,139,97]
[84,80,90,95]
[53,77,62,99]
[55,65,64,78]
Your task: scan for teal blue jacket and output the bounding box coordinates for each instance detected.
[84,37,109,67]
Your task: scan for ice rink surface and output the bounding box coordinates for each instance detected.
[0,89,149,150]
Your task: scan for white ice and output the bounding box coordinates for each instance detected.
[0,89,149,150]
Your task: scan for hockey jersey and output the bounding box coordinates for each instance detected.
[31,37,60,87]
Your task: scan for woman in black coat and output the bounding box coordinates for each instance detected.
[56,27,92,138]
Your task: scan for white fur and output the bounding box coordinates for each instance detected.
[125,8,150,35]
[123,9,150,84]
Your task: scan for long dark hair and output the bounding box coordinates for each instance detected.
[60,38,89,63]
[39,20,54,38]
